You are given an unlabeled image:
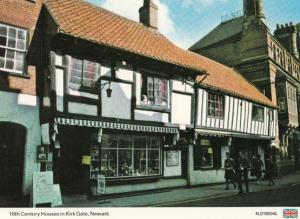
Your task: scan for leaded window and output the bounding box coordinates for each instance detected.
[207,93,224,118]
[69,57,99,89]
[252,105,264,122]
[0,23,27,74]
[141,75,168,106]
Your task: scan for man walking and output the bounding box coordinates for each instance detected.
[236,151,250,194]
[224,152,236,190]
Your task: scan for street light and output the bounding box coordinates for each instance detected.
[98,80,112,98]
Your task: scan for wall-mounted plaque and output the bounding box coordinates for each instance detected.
[166,150,179,167]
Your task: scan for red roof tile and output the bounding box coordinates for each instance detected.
[44,0,275,107]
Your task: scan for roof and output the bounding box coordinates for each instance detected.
[44,0,275,107]
[189,17,244,51]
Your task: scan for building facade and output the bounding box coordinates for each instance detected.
[190,0,300,173]
[0,0,43,195]
[0,0,277,197]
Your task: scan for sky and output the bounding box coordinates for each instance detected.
[86,0,300,49]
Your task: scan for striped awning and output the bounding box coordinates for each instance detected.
[54,117,178,134]
[195,129,273,140]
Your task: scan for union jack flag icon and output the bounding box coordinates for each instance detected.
[283,209,298,218]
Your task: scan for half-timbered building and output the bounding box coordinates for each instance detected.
[35,0,277,195]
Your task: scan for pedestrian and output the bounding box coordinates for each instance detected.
[265,156,275,186]
[224,152,236,190]
[254,154,264,184]
[236,151,250,194]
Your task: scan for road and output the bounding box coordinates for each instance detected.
[156,183,300,207]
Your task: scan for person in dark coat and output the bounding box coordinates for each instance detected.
[265,156,275,186]
[254,154,264,184]
[236,151,250,194]
[224,152,236,190]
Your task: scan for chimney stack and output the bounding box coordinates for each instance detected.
[139,0,158,29]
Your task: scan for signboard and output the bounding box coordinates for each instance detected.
[200,139,211,146]
[96,175,106,195]
[82,155,91,165]
[166,151,179,166]
[32,172,62,207]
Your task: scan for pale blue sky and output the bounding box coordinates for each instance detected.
[87,0,300,48]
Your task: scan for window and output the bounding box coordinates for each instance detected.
[141,75,168,106]
[207,93,224,118]
[100,134,161,178]
[278,97,286,113]
[194,146,214,169]
[0,23,27,74]
[252,105,264,122]
[69,57,99,89]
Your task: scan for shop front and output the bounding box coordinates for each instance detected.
[51,117,188,195]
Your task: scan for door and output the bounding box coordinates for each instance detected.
[0,123,26,195]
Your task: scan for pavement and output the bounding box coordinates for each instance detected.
[61,171,300,207]
[1,172,299,207]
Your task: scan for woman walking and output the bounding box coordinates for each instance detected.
[265,156,275,186]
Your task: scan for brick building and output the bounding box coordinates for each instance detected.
[0,0,43,195]
[190,0,300,173]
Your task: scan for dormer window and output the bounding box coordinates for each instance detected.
[0,23,27,74]
[140,75,168,107]
[252,105,264,122]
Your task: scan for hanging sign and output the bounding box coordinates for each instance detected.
[96,175,106,195]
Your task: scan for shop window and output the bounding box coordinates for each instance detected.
[207,93,224,118]
[69,57,100,90]
[193,138,222,170]
[252,105,264,122]
[141,75,168,106]
[0,23,27,74]
[100,134,161,178]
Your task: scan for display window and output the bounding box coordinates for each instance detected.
[100,134,161,178]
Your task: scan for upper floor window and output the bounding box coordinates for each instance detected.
[141,75,168,107]
[252,105,264,122]
[0,24,27,74]
[207,93,224,118]
[68,57,100,90]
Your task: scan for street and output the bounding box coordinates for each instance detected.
[157,183,300,207]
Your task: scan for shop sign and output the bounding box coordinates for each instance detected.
[208,148,213,154]
[200,139,211,146]
[32,172,62,207]
[166,151,180,166]
[96,175,106,195]
[82,155,91,165]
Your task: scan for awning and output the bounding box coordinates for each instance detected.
[54,117,178,134]
[195,128,273,140]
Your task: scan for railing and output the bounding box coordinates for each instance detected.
[221,10,243,23]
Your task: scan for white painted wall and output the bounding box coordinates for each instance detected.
[163,150,182,177]
[135,110,169,123]
[115,64,134,82]
[68,102,98,116]
[171,93,191,125]
[172,80,193,94]
[55,68,64,112]
[0,91,40,195]
[101,81,132,120]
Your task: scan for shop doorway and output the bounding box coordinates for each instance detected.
[57,126,95,195]
[181,148,188,178]
[0,122,26,195]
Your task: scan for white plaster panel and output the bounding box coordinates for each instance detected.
[197,89,203,126]
[55,68,64,112]
[135,110,169,123]
[69,89,98,99]
[172,80,194,93]
[163,151,182,177]
[68,102,98,116]
[55,54,63,66]
[135,73,141,104]
[115,66,134,82]
[171,93,191,125]
[100,65,111,77]
[0,91,40,195]
[102,81,131,120]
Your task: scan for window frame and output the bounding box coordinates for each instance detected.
[252,105,264,122]
[140,72,170,109]
[0,23,28,75]
[207,92,225,119]
[100,134,162,179]
[68,56,100,91]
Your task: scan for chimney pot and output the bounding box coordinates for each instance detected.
[139,0,158,29]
